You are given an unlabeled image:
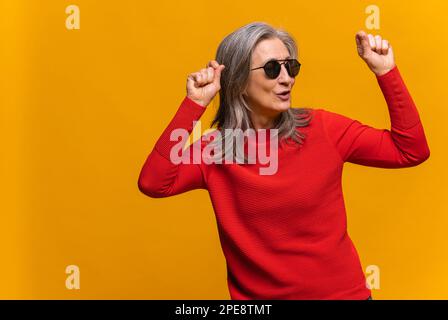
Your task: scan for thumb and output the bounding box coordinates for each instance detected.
[186,73,196,88]
[214,64,225,85]
[388,44,394,57]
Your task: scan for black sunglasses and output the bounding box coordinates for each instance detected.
[250,58,301,79]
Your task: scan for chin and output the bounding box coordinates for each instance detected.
[260,101,291,117]
[274,101,291,111]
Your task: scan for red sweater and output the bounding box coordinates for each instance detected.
[138,66,430,299]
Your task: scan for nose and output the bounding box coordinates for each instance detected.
[278,64,293,84]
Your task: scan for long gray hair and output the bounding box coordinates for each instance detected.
[207,22,314,161]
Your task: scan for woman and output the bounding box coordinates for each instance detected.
[138,22,430,300]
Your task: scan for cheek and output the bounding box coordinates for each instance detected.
[248,77,276,97]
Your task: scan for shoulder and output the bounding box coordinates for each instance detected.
[290,106,328,124]
[308,107,338,117]
[291,107,359,133]
[290,106,339,118]
[310,107,356,124]
[290,106,317,120]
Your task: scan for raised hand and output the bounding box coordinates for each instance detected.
[186,60,225,107]
[355,30,396,76]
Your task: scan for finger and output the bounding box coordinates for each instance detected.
[187,73,195,86]
[375,35,382,53]
[356,31,371,55]
[368,34,376,50]
[213,64,225,86]
[199,68,208,84]
[202,69,210,84]
[189,73,201,87]
[197,72,206,86]
[381,39,389,55]
[209,60,219,69]
[386,44,395,61]
[207,67,214,83]
[202,68,211,83]
[188,72,196,82]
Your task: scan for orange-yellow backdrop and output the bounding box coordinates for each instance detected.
[1,0,446,299]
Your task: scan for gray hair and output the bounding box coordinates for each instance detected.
[208,22,314,160]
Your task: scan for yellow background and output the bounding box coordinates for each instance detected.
[1,0,446,299]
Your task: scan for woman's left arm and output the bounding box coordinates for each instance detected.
[319,31,430,168]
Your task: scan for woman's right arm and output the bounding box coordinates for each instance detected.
[138,96,208,198]
[138,60,225,198]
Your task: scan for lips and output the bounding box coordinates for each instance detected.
[276,90,290,101]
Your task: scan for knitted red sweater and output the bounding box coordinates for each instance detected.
[138,66,430,299]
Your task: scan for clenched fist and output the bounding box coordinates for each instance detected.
[186,60,225,107]
[356,30,396,76]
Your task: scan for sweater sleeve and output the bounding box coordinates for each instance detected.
[138,96,208,198]
[320,66,430,168]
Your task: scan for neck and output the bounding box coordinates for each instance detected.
[250,110,281,130]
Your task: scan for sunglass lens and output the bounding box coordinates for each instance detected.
[264,61,281,79]
[287,59,301,77]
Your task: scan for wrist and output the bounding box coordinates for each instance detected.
[374,64,397,77]
[186,95,208,108]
